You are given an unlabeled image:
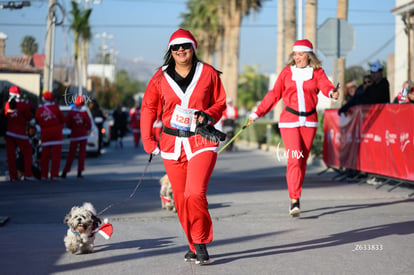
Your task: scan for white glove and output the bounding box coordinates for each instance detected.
[151,147,160,155]
[249,112,259,122]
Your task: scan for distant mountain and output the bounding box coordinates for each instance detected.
[115,57,159,83]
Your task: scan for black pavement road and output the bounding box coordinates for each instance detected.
[0,137,413,275]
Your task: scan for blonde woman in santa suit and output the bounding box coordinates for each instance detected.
[249,39,339,217]
[140,29,226,265]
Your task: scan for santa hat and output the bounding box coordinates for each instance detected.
[9,85,20,98]
[292,39,313,52]
[75,95,85,107]
[42,91,54,102]
[97,219,113,240]
[168,29,198,50]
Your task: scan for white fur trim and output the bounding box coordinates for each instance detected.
[168,38,196,50]
[292,45,313,52]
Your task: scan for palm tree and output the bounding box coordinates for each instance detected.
[220,0,262,103]
[336,0,348,106]
[180,0,262,103]
[180,0,221,65]
[69,1,92,95]
[20,35,38,56]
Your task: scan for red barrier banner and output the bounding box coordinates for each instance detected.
[323,104,414,181]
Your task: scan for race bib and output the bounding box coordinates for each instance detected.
[170,105,197,131]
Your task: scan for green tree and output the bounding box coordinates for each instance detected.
[219,0,262,103]
[69,1,92,95]
[180,0,221,64]
[180,0,263,103]
[345,65,366,85]
[114,70,147,108]
[20,35,38,56]
[238,65,269,110]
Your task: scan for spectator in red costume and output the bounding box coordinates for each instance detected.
[248,39,339,217]
[129,103,141,148]
[61,96,91,179]
[221,97,239,151]
[4,85,34,181]
[35,91,65,180]
[140,29,226,265]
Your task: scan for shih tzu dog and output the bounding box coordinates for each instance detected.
[160,174,176,212]
[64,202,102,254]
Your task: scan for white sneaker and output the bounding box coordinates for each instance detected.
[289,200,300,217]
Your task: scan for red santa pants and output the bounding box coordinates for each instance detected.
[5,136,33,179]
[132,129,140,147]
[40,144,62,179]
[63,140,87,173]
[280,127,317,199]
[163,148,216,253]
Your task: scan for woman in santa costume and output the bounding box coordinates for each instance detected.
[249,39,339,217]
[4,85,34,181]
[140,29,226,265]
[35,91,65,180]
[129,103,141,148]
[61,96,91,179]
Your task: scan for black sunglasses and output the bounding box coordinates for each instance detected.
[170,43,193,51]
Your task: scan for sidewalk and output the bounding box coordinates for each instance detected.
[0,142,413,274]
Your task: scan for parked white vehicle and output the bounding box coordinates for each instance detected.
[59,105,101,156]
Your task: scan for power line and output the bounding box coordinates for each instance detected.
[0,22,395,28]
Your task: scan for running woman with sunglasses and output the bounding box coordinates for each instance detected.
[140,29,226,265]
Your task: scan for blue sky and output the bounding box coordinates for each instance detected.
[0,0,396,77]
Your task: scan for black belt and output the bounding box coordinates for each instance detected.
[285,106,316,116]
[163,126,195,137]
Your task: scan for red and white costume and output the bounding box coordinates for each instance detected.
[4,86,33,180]
[141,56,226,252]
[152,114,163,144]
[253,40,335,200]
[129,106,141,147]
[223,104,238,120]
[35,91,65,180]
[62,97,91,176]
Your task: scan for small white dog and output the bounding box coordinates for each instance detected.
[64,202,102,254]
[160,174,176,212]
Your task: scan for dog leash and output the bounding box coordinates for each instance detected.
[97,154,153,215]
[217,118,250,154]
[98,119,250,215]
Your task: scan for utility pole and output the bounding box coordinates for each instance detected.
[305,0,317,48]
[43,0,57,93]
[96,32,113,93]
[336,0,348,107]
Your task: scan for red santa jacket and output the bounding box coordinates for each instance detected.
[254,65,335,128]
[141,62,226,160]
[66,107,91,141]
[35,103,65,146]
[4,100,33,140]
[129,107,141,132]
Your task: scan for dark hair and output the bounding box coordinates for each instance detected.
[9,97,17,110]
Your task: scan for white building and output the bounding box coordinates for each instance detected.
[87,63,116,83]
[391,0,414,94]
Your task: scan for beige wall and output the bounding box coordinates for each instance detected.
[0,73,41,96]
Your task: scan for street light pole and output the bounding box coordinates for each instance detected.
[43,0,57,93]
